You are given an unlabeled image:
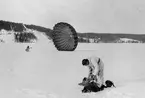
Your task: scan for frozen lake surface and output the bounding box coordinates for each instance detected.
[0,41,145,98]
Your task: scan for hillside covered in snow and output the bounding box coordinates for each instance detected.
[0,20,52,43]
[1,20,145,44]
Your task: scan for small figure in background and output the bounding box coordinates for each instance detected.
[25,46,31,52]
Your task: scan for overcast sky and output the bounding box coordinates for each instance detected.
[1,0,145,33]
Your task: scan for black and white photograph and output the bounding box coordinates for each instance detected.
[0,0,145,98]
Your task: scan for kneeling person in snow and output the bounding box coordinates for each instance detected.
[82,56,104,88]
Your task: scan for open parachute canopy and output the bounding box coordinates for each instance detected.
[52,22,78,51]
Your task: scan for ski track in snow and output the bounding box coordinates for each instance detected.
[0,31,145,98]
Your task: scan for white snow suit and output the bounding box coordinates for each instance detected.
[86,56,104,87]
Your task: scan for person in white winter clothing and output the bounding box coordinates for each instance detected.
[82,56,104,87]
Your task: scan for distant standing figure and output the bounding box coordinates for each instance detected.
[82,56,104,87]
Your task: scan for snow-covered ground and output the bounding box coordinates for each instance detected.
[0,32,145,98]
